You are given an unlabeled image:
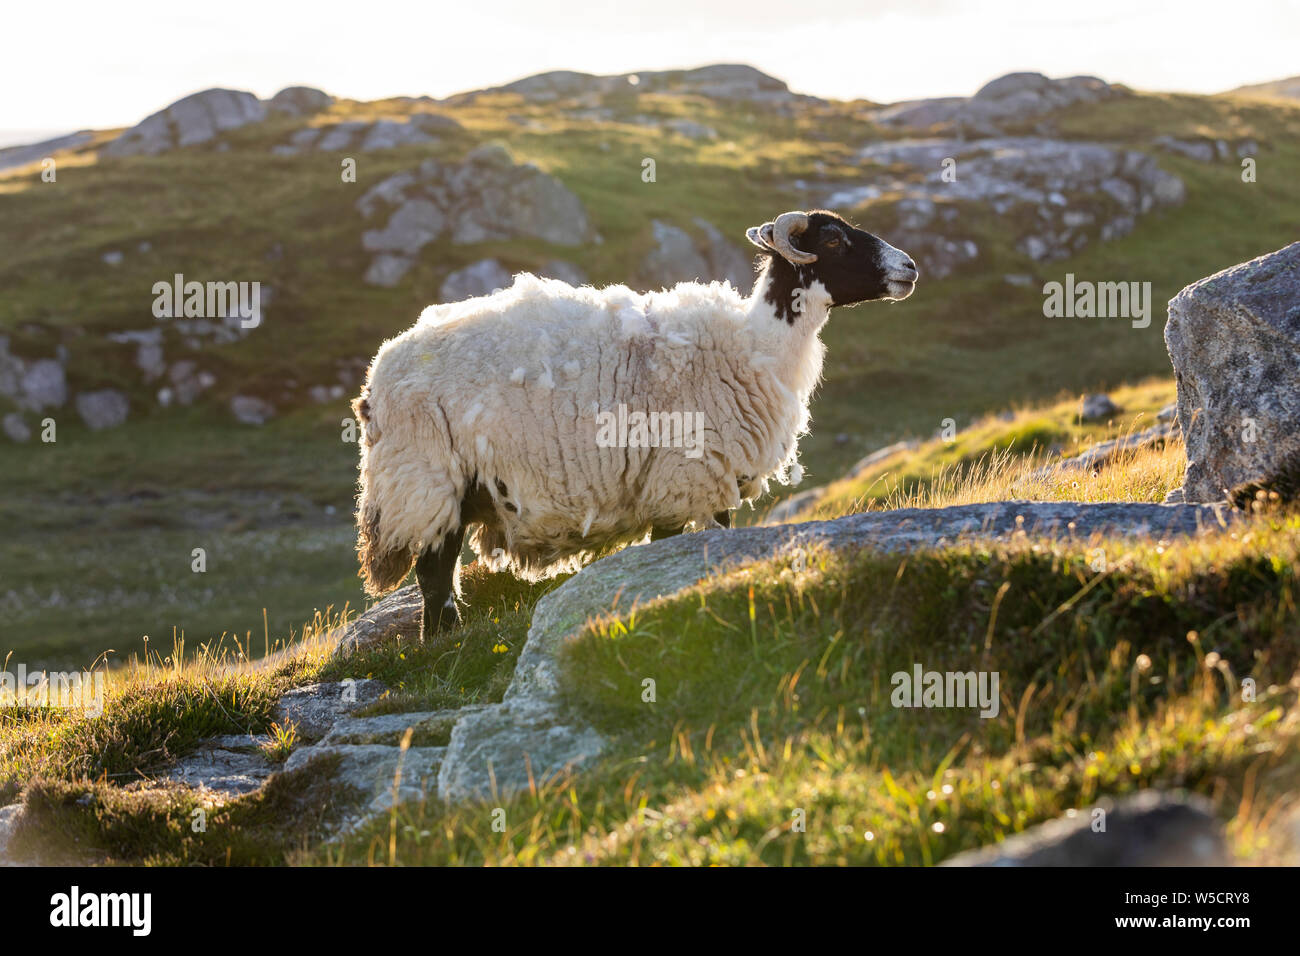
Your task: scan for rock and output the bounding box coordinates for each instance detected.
[166,360,214,405]
[1165,242,1300,503]
[74,389,129,430]
[164,741,277,797]
[764,487,824,524]
[358,149,592,282]
[360,120,435,152]
[104,88,266,157]
[538,259,588,286]
[664,119,717,139]
[409,112,463,134]
[1153,135,1217,163]
[332,588,424,658]
[693,218,754,292]
[101,250,124,267]
[266,86,333,117]
[0,803,23,865]
[273,679,387,741]
[844,439,922,482]
[1080,393,1121,421]
[941,791,1226,866]
[136,342,166,380]
[2,412,30,443]
[471,64,811,109]
[18,359,66,411]
[316,121,368,152]
[440,258,513,302]
[362,198,446,255]
[638,219,752,292]
[321,709,477,747]
[364,254,414,287]
[1157,402,1178,423]
[845,137,1183,264]
[285,744,445,816]
[1026,423,1176,482]
[874,73,1121,134]
[0,131,94,173]
[229,395,276,425]
[465,143,514,168]
[0,337,21,399]
[438,500,1234,802]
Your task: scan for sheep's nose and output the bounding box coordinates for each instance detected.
[901,258,918,276]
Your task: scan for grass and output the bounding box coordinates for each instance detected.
[3,85,1299,866]
[6,383,1298,866]
[0,565,552,862]
[785,378,1181,520]
[318,502,1300,866]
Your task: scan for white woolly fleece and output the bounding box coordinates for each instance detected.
[355,272,829,582]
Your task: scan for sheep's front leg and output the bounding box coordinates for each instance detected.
[650,523,685,541]
[415,526,466,641]
[713,510,732,529]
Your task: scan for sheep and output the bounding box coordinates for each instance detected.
[352,209,918,639]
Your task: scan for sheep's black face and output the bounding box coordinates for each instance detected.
[747,209,919,322]
[799,212,918,305]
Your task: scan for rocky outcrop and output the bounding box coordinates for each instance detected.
[1153,135,1258,163]
[0,131,94,172]
[440,259,512,302]
[637,218,752,293]
[164,735,278,797]
[941,791,1226,866]
[1026,422,1177,484]
[266,86,334,117]
[463,64,819,111]
[357,145,592,286]
[1080,393,1121,421]
[229,395,275,425]
[74,389,129,430]
[872,72,1124,135]
[272,679,388,741]
[827,136,1184,270]
[431,500,1236,803]
[1165,242,1300,504]
[271,114,460,155]
[104,89,266,157]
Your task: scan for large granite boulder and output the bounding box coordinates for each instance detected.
[104,89,266,156]
[941,791,1226,866]
[1165,242,1300,503]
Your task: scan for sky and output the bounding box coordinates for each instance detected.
[2,0,1298,140]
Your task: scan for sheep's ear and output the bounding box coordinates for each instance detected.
[746,223,775,251]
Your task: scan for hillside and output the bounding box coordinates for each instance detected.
[1226,75,1300,102]
[3,384,1297,866]
[2,66,1299,671]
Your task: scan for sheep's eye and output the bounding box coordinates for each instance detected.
[825,236,841,248]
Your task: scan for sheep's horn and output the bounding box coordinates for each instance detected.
[769,212,816,264]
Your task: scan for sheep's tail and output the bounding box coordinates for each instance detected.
[353,393,415,596]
